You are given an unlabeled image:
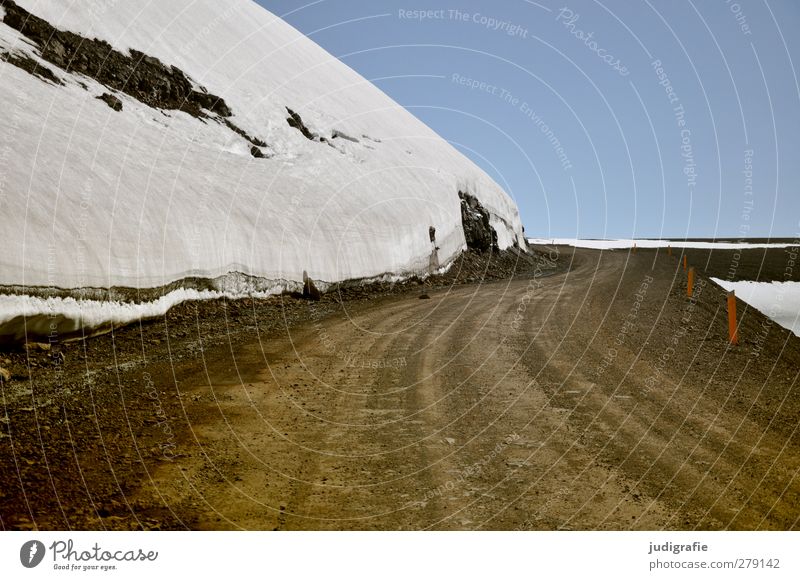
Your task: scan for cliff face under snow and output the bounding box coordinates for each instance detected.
[0,0,525,336]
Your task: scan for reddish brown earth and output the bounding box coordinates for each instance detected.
[1,246,798,530]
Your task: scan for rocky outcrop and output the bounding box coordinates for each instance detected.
[0,0,266,147]
[1,0,228,116]
[459,191,498,252]
[286,107,316,140]
[97,92,122,111]
[0,50,61,84]
[222,119,267,148]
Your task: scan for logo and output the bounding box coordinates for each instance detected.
[20,540,46,568]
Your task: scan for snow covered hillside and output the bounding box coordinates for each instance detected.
[0,0,525,337]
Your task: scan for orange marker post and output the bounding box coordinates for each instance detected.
[668,245,672,257]
[683,255,688,271]
[727,290,739,345]
[687,267,695,298]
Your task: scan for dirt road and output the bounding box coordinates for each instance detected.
[132,248,800,530]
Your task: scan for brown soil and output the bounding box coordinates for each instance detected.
[675,245,800,282]
[1,247,798,531]
[613,243,800,282]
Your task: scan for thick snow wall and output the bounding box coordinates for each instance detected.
[0,0,526,339]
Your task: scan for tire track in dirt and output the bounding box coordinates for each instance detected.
[135,248,800,530]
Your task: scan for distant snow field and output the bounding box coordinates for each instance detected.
[711,279,800,337]
[528,238,798,250]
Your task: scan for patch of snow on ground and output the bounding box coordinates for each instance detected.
[711,279,800,337]
[528,238,798,250]
[0,285,287,342]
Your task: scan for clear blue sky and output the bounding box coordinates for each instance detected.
[257,0,800,239]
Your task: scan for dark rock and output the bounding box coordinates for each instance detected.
[459,191,498,253]
[0,50,62,85]
[1,0,227,116]
[250,146,265,158]
[286,107,316,140]
[302,271,321,301]
[97,92,122,111]
[189,88,231,117]
[419,293,431,300]
[0,0,265,146]
[331,129,359,143]
[223,119,267,148]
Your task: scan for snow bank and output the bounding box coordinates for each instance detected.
[0,257,460,342]
[528,238,798,250]
[0,278,293,343]
[0,0,524,294]
[0,289,220,342]
[711,279,800,337]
